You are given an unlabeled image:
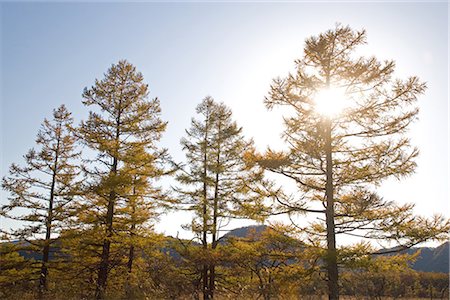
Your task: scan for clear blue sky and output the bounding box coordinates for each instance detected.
[1,2,448,242]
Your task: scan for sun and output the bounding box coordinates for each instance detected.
[313,86,348,117]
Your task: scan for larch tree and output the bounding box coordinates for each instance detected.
[1,105,79,299]
[75,60,168,299]
[176,97,271,300]
[223,225,317,300]
[118,144,169,299]
[257,25,450,299]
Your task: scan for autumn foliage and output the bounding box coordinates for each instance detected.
[1,27,449,300]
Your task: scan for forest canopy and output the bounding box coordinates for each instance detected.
[1,25,449,300]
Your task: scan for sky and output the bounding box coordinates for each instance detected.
[1,2,448,245]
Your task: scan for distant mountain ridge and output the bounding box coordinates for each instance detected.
[222,225,449,273]
[6,225,449,273]
[221,224,268,240]
[397,241,449,273]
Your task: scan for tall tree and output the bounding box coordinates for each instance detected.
[77,60,167,299]
[259,25,449,299]
[1,105,79,299]
[119,144,168,299]
[176,97,270,299]
[223,225,318,300]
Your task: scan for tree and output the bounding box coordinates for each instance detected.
[75,60,168,299]
[119,144,169,299]
[223,225,318,300]
[176,97,271,299]
[0,242,37,299]
[258,25,450,299]
[1,105,79,299]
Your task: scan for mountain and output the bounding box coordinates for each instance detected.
[402,242,449,273]
[221,225,449,273]
[5,225,449,273]
[220,225,268,240]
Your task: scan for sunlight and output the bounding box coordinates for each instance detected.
[313,86,348,117]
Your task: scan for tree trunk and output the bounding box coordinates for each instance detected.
[202,163,209,299]
[202,167,209,300]
[124,244,135,299]
[202,116,210,300]
[209,138,221,299]
[38,189,54,299]
[96,110,121,299]
[38,242,50,300]
[324,118,339,300]
[125,182,138,299]
[127,185,137,275]
[95,192,114,300]
[208,131,221,299]
[127,244,134,273]
[202,188,210,300]
[39,131,60,300]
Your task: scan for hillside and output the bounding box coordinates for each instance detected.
[5,225,449,273]
[221,225,449,273]
[401,241,449,273]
